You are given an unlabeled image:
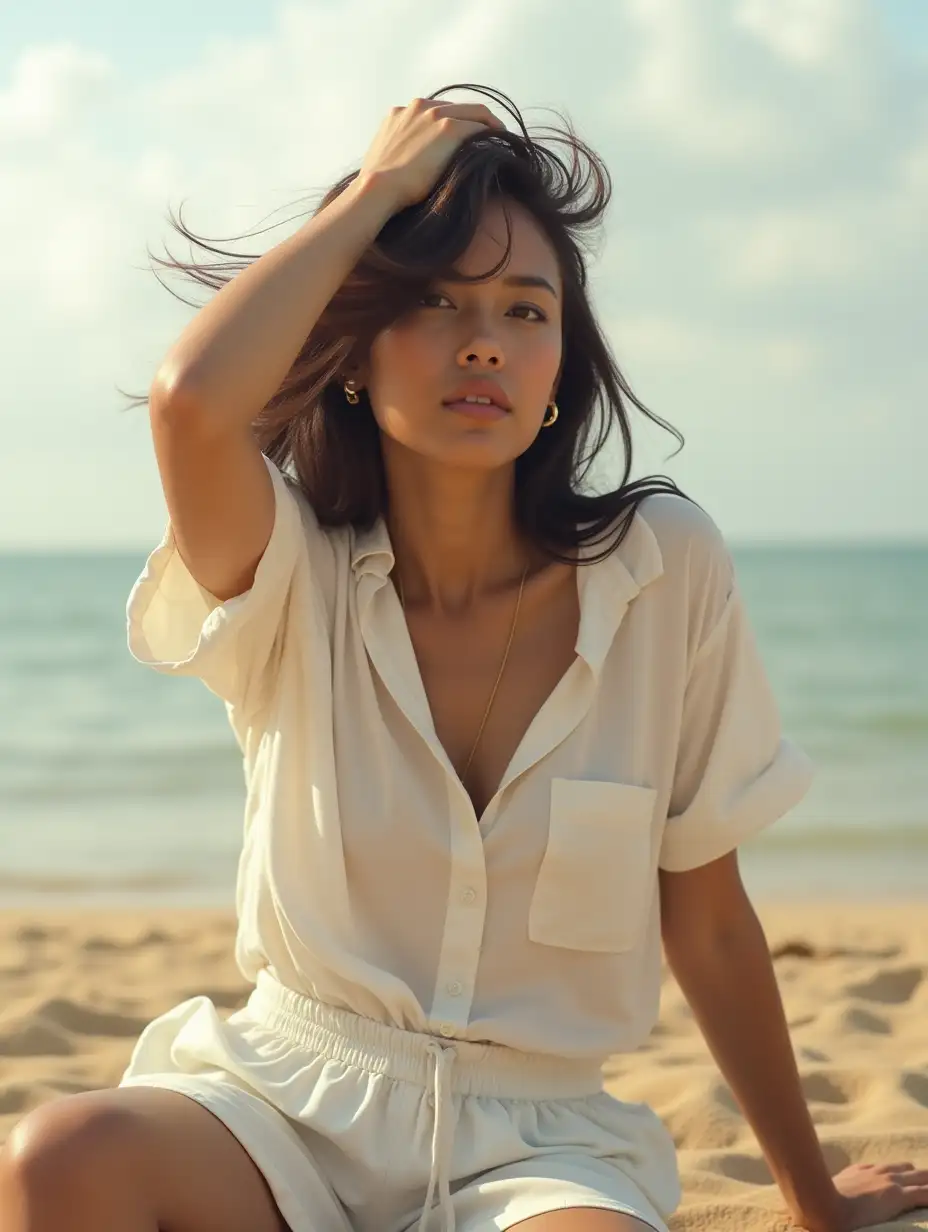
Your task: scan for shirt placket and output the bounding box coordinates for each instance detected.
[427,781,489,1038]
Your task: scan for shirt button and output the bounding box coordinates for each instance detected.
[461,887,477,904]
[439,1023,455,1038]
[447,981,462,996]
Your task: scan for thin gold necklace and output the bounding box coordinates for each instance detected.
[396,564,529,785]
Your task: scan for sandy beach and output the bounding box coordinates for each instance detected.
[1,898,926,1231]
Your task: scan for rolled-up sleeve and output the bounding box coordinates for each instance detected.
[126,454,326,722]
[658,562,815,873]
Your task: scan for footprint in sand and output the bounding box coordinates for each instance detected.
[0,964,33,980]
[704,1153,773,1185]
[0,999,148,1057]
[818,1004,893,1036]
[81,928,173,952]
[800,1073,850,1105]
[842,1005,893,1035]
[0,1085,32,1115]
[178,986,249,1009]
[845,966,924,1005]
[0,1020,74,1058]
[34,998,149,1037]
[46,1079,97,1096]
[900,1071,928,1108]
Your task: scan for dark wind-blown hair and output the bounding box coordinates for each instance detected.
[118,83,698,567]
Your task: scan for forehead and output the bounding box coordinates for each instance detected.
[452,198,559,289]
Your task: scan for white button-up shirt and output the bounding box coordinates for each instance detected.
[127,455,814,1063]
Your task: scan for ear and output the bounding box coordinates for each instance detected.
[345,360,369,391]
[550,356,565,402]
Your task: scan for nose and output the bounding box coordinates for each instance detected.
[459,346,502,367]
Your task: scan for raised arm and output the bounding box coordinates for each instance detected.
[146,172,398,602]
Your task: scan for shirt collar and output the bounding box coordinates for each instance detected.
[348,504,664,673]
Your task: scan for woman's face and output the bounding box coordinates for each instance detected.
[363,198,563,472]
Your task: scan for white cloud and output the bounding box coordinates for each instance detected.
[0,44,114,142]
[0,0,925,545]
[707,206,867,289]
[609,311,819,378]
[733,0,854,68]
[615,0,787,160]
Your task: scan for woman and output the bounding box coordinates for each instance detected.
[3,85,925,1232]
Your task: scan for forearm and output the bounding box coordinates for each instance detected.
[151,170,399,433]
[665,905,841,1231]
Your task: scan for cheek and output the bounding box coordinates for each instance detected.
[372,324,442,391]
[535,331,562,368]
[520,335,562,404]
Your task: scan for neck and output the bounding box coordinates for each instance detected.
[383,460,537,618]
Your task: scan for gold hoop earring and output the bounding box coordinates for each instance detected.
[542,401,559,427]
[344,380,361,405]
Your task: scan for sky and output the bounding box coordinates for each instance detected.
[1,0,926,550]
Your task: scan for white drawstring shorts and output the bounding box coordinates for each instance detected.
[120,968,680,1232]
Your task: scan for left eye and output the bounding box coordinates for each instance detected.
[419,293,546,322]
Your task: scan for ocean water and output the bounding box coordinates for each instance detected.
[1,542,926,907]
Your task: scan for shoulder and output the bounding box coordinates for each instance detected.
[635,487,724,547]
[264,456,344,604]
[634,490,726,554]
[633,491,733,600]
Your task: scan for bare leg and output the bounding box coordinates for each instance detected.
[0,1086,290,1232]
[509,1212,659,1231]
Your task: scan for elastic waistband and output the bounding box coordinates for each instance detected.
[246,968,604,1101]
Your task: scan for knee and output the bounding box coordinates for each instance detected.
[1,1093,141,1205]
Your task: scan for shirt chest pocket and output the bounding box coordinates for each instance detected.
[528,777,658,954]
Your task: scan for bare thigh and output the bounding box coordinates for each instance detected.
[511,1214,658,1231]
[0,1085,290,1232]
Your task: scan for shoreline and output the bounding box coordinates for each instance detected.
[3,837,925,910]
[1,888,925,913]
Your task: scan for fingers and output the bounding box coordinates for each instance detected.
[897,1171,928,1186]
[432,102,503,128]
[898,1182,928,1207]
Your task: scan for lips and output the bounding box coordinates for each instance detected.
[444,399,508,420]
[441,380,512,411]
[443,398,508,413]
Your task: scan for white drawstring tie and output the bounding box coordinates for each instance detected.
[417,1038,458,1232]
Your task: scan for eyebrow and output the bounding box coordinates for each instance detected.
[440,272,560,301]
[502,274,559,300]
